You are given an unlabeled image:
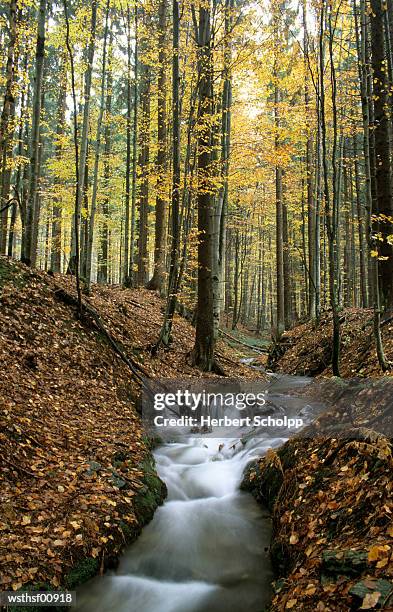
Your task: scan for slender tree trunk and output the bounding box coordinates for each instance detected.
[273,11,285,337]
[23,0,46,265]
[128,4,139,286]
[212,0,233,340]
[50,55,67,273]
[136,11,151,287]
[370,0,393,311]
[63,0,82,313]
[283,197,291,327]
[0,0,18,255]
[68,0,97,275]
[98,35,112,284]
[85,1,110,288]
[148,0,168,292]
[354,0,373,304]
[353,133,368,308]
[123,5,132,283]
[191,2,218,371]
[156,0,181,347]
[302,0,317,319]
[320,1,341,375]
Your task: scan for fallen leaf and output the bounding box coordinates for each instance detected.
[360,591,381,609]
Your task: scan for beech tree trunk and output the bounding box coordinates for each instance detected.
[136,10,151,287]
[156,0,181,347]
[23,0,46,265]
[98,34,113,284]
[370,0,393,311]
[147,0,168,292]
[0,0,18,255]
[191,2,217,372]
[85,1,110,288]
[50,54,67,273]
[68,0,97,275]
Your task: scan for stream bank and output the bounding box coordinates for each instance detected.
[0,257,264,601]
[242,379,393,611]
[74,374,323,611]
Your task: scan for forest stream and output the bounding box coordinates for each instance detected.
[75,374,323,612]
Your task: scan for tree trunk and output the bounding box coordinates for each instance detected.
[212,0,233,340]
[136,15,151,287]
[68,0,97,274]
[321,1,341,376]
[50,54,67,273]
[147,0,168,292]
[370,0,393,311]
[191,3,217,371]
[23,0,46,265]
[128,3,139,287]
[98,34,112,284]
[123,5,132,283]
[0,0,18,255]
[155,0,181,347]
[85,1,110,288]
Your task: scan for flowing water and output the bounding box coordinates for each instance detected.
[76,374,322,612]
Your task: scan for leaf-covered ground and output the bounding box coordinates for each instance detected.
[243,382,393,611]
[269,308,393,378]
[0,256,255,592]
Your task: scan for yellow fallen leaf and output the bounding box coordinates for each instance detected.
[305,585,317,595]
[70,521,81,530]
[290,533,299,545]
[21,515,31,525]
[360,591,381,609]
[368,544,390,562]
[286,600,297,609]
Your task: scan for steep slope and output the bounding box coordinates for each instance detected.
[0,256,253,593]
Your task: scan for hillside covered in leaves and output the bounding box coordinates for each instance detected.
[243,379,393,611]
[0,256,253,593]
[268,309,393,378]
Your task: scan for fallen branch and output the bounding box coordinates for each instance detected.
[53,287,148,383]
[53,286,182,417]
[219,328,270,354]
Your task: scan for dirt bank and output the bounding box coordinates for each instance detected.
[242,379,393,611]
[0,256,255,595]
[268,308,393,378]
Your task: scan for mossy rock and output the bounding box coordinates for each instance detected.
[241,442,298,512]
[322,549,368,577]
[64,557,99,589]
[133,458,167,525]
[142,434,163,450]
[349,578,393,609]
[241,460,283,512]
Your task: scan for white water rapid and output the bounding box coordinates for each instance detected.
[76,374,321,612]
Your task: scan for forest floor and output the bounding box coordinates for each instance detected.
[0,256,256,595]
[242,312,393,611]
[243,407,393,611]
[267,307,393,378]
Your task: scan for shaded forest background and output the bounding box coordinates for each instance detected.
[0,0,393,374]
